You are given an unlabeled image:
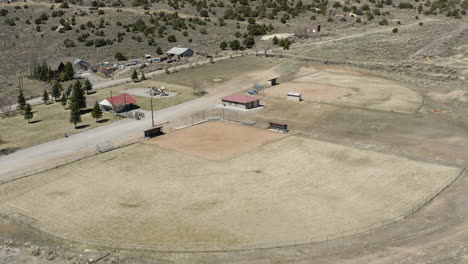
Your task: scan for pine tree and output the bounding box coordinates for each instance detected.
[17,90,26,112]
[83,79,93,95]
[64,62,75,81]
[131,69,138,82]
[140,72,146,81]
[69,101,81,128]
[42,90,50,104]
[51,81,62,101]
[65,84,72,98]
[91,101,103,122]
[69,80,86,109]
[23,103,34,123]
[60,93,67,109]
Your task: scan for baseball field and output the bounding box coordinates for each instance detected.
[265,67,423,114]
[0,121,459,250]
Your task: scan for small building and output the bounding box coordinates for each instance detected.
[268,77,278,86]
[307,25,321,33]
[73,58,91,71]
[166,47,194,58]
[99,94,137,112]
[287,92,302,102]
[221,94,260,110]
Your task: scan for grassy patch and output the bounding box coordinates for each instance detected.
[158,56,281,87]
[0,77,49,99]
[0,102,120,152]
[87,80,199,111]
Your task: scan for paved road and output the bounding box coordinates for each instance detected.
[0,70,264,182]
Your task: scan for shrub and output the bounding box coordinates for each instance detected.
[64,39,75,47]
[229,39,240,50]
[167,35,177,42]
[379,18,388,25]
[392,28,398,33]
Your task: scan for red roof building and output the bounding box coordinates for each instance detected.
[221,94,260,109]
[99,94,137,112]
[105,94,137,106]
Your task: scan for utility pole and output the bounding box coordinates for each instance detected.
[150,95,155,127]
[124,91,127,118]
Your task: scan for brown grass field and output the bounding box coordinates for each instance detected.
[264,67,423,114]
[0,121,460,249]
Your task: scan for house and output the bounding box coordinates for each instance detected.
[57,62,65,73]
[221,94,260,110]
[99,94,137,112]
[166,47,194,58]
[73,58,91,71]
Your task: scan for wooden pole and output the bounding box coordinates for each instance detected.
[150,96,154,127]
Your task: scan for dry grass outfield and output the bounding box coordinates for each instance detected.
[0,102,119,153]
[158,56,281,88]
[0,122,459,248]
[265,68,422,114]
[145,121,285,160]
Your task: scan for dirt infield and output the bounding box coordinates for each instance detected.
[0,128,459,249]
[145,121,286,160]
[265,68,422,114]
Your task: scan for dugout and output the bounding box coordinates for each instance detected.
[144,126,164,138]
[268,122,288,132]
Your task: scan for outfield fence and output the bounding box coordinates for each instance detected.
[1,165,464,252]
[0,132,144,185]
[0,115,465,253]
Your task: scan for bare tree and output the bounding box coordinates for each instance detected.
[256,41,274,57]
[191,80,206,96]
[0,97,14,117]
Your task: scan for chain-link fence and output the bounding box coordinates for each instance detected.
[1,116,465,253]
[0,132,143,185]
[1,166,464,252]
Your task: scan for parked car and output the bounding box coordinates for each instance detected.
[167,59,177,64]
[131,59,138,65]
[151,58,161,63]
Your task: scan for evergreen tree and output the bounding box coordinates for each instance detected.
[17,90,26,112]
[64,62,75,81]
[156,46,163,55]
[60,93,67,109]
[91,101,103,122]
[131,69,138,82]
[84,79,93,94]
[42,90,50,104]
[65,84,72,98]
[23,103,34,123]
[69,80,86,109]
[69,101,81,128]
[51,81,62,101]
[140,72,146,81]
